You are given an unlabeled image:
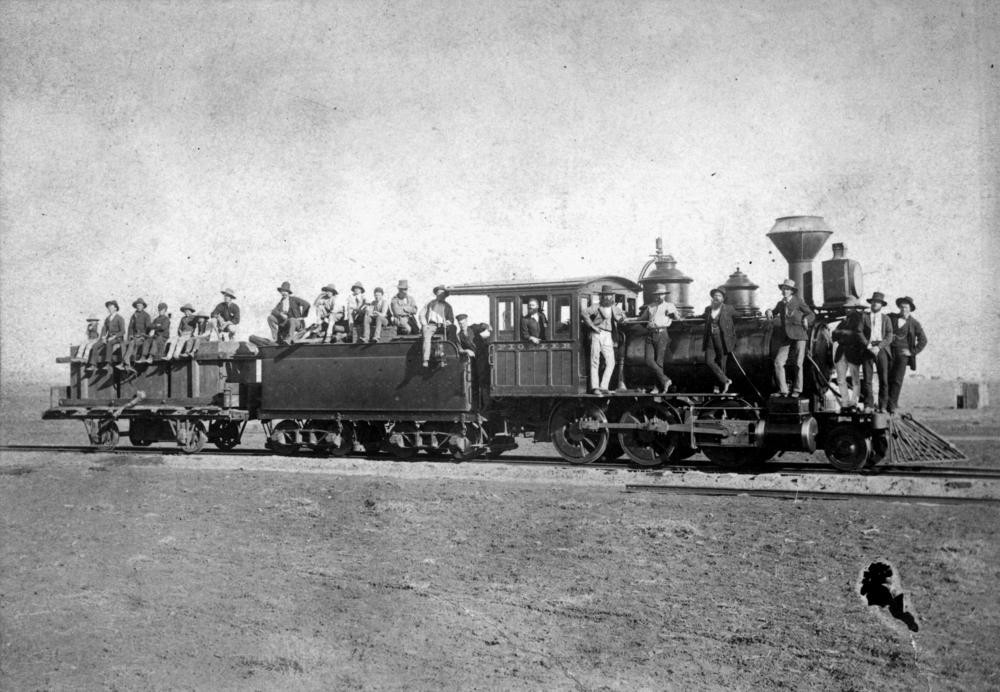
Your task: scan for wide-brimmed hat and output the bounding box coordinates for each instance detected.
[456,313,469,321]
[86,315,99,321]
[221,288,237,299]
[710,286,727,299]
[433,285,449,296]
[132,298,147,309]
[351,281,364,292]
[866,291,887,306]
[896,296,916,311]
[180,303,195,313]
[397,280,409,290]
[105,300,119,310]
[778,278,797,292]
[157,302,168,311]
[277,281,293,294]
[652,284,671,296]
[600,285,616,295]
[321,283,338,294]
[194,312,210,319]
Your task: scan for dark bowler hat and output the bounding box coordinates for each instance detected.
[600,284,616,295]
[132,298,147,309]
[180,303,195,313]
[321,283,338,295]
[221,288,237,299]
[456,313,469,321]
[105,300,119,310]
[277,281,293,294]
[778,278,797,292]
[710,286,726,298]
[866,291,887,306]
[157,302,168,311]
[896,296,916,311]
[433,285,449,296]
[397,280,409,290]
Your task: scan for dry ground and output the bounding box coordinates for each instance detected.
[2,382,999,690]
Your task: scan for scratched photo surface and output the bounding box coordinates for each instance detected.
[1,1,998,690]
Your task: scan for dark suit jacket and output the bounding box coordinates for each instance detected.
[272,296,311,321]
[772,296,814,341]
[127,311,153,340]
[702,303,737,353]
[520,313,547,340]
[457,327,475,352]
[101,313,126,341]
[211,302,241,324]
[889,313,928,370]
[862,311,893,356]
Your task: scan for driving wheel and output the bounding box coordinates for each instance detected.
[549,401,609,465]
[617,403,679,468]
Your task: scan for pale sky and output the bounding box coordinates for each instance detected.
[1,0,998,384]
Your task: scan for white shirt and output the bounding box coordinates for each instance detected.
[710,306,722,321]
[869,311,884,344]
[648,301,677,328]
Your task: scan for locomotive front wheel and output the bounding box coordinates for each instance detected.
[209,420,241,451]
[177,420,208,454]
[90,421,120,452]
[824,424,871,472]
[550,401,609,465]
[618,403,678,468]
[267,420,301,455]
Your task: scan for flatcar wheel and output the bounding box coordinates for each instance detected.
[387,423,418,460]
[177,420,208,454]
[550,401,609,465]
[92,421,120,452]
[618,403,678,468]
[267,420,301,455]
[450,424,484,462]
[209,420,241,451]
[824,424,871,472]
[867,431,889,468]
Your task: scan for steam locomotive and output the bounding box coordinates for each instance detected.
[43,215,893,472]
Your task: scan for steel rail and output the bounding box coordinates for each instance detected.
[624,483,1000,505]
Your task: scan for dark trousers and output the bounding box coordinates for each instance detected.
[644,330,671,386]
[862,349,890,409]
[89,338,122,366]
[705,332,729,386]
[887,349,910,413]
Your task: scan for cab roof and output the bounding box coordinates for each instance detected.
[446,275,641,296]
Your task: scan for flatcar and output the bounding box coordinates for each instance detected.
[43,216,944,472]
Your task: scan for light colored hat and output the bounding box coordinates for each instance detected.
[778,278,797,292]
[351,282,364,292]
[397,280,409,290]
[322,284,338,294]
[180,303,195,313]
[221,288,237,299]
[86,315,100,321]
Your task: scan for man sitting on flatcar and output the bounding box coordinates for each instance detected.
[86,300,125,370]
[268,281,311,344]
[520,298,548,345]
[310,283,343,342]
[420,285,455,368]
[389,280,419,335]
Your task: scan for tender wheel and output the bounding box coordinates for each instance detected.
[267,419,301,455]
[867,431,888,468]
[92,421,120,452]
[617,403,678,468]
[550,401,609,465]
[308,421,353,457]
[824,424,872,472]
[450,424,484,461]
[387,423,418,460]
[177,420,207,454]
[209,420,241,451]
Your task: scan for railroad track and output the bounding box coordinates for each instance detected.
[2,443,1000,481]
[624,483,1000,506]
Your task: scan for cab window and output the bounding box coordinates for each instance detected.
[495,296,517,341]
[553,295,572,339]
[520,296,550,340]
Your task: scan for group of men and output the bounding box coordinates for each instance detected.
[765,278,927,413]
[579,278,927,413]
[266,280,480,368]
[75,289,241,371]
